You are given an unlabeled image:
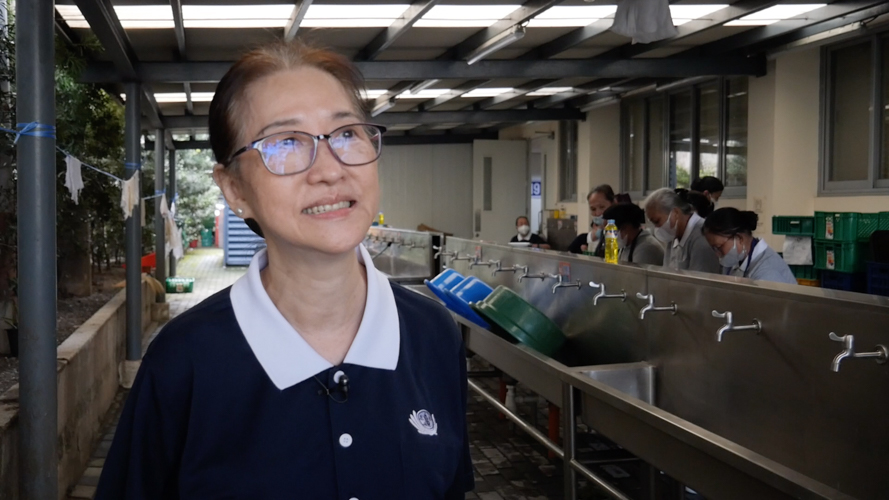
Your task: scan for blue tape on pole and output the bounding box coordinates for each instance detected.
[13,122,56,143]
[124,162,141,171]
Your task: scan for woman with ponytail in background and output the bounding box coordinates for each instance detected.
[703,208,796,284]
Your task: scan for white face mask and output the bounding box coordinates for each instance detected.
[518,225,531,236]
[654,211,677,243]
[592,216,605,227]
[718,237,748,268]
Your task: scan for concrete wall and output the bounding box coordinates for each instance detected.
[0,279,156,500]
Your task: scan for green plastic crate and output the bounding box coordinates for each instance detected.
[815,212,880,242]
[789,265,819,280]
[814,241,868,273]
[165,277,194,293]
[772,216,814,236]
[879,212,889,231]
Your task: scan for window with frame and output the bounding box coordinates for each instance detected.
[822,35,889,193]
[621,78,748,198]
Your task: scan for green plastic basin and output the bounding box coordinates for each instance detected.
[470,286,566,357]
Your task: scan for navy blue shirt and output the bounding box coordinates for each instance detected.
[96,248,473,499]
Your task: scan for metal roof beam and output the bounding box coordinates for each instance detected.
[747,1,889,54]
[444,0,562,61]
[599,0,780,59]
[469,79,554,110]
[688,0,888,56]
[85,56,766,83]
[157,108,584,129]
[170,0,186,56]
[74,0,165,131]
[518,20,612,60]
[383,132,498,145]
[360,0,438,61]
[145,139,210,150]
[284,0,312,41]
[412,80,490,111]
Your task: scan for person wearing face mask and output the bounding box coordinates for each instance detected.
[510,216,551,249]
[690,176,724,207]
[674,188,714,218]
[703,208,796,284]
[568,185,630,255]
[601,203,664,265]
[643,188,721,273]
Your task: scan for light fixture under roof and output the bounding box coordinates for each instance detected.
[154,92,215,103]
[397,88,451,99]
[461,87,514,98]
[725,4,825,26]
[668,5,728,26]
[301,4,410,28]
[527,6,617,28]
[182,5,293,28]
[415,4,521,28]
[466,25,525,65]
[57,4,175,29]
[526,87,575,97]
[361,89,389,100]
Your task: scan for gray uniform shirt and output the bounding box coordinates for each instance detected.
[620,229,664,266]
[724,240,797,285]
[663,213,722,274]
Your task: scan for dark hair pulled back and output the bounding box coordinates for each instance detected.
[675,188,714,218]
[703,207,759,237]
[691,176,725,194]
[602,203,645,229]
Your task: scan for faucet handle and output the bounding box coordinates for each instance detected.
[712,310,730,320]
[588,280,602,290]
[635,292,650,300]
[829,332,854,350]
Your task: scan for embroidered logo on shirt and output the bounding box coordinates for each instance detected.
[408,410,438,436]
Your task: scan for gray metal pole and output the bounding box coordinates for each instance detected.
[125,82,142,361]
[168,148,176,277]
[154,130,165,302]
[16,0,58,496]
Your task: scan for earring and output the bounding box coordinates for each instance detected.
[236,208,244,215]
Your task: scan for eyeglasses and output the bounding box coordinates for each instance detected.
[710,236,736,255]
[229,123,387,176]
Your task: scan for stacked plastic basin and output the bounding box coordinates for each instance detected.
[425,271,567,356]
[425,270,491,328]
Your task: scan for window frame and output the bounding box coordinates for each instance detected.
[820,33,889,195]
[621,77,748,200]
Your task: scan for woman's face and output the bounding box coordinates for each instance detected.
[588,192,612,217]
[645,206,673,228]
[215,67,379,256]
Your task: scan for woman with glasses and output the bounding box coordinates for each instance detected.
[703,208,796,284]
[96,41,474,500]
[644,188,721,274]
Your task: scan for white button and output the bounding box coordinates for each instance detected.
[333,370,346,383]
[339,433,353,448]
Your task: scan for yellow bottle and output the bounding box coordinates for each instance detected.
[378,212,384,225]
[604,219,619,264]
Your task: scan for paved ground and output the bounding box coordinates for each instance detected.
[69,248,691,499]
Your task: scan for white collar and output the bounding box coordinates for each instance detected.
[673,213,703,250]
[230,244,401,390]
[517,233,530,241]
[741,238,767,273]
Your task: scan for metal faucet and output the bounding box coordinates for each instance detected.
[588,281,627,305]
[470,259,499,269]
[711,310,762,342]
[552,276,582,294]
[491,262,528,277]
[433,246,456,260]
[518,271,559,283]
[450,253,475,262]
[828,332,888,372]
[635,293,677,320]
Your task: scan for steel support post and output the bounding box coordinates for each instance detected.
[154,129,165,302]
[125,82,142,362]
[168,148,176,277]
[16,0,58,496]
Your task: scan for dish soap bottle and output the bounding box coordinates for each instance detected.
[377,212,385,226]
[604,219,619,264]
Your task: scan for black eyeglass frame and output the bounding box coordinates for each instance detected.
[227,123,388,176]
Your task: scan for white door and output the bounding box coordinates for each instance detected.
[472,140,528,244]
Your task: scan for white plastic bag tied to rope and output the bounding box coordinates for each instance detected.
[611,0,678,44]
[160,194,185,260]
[64,155,84,204]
